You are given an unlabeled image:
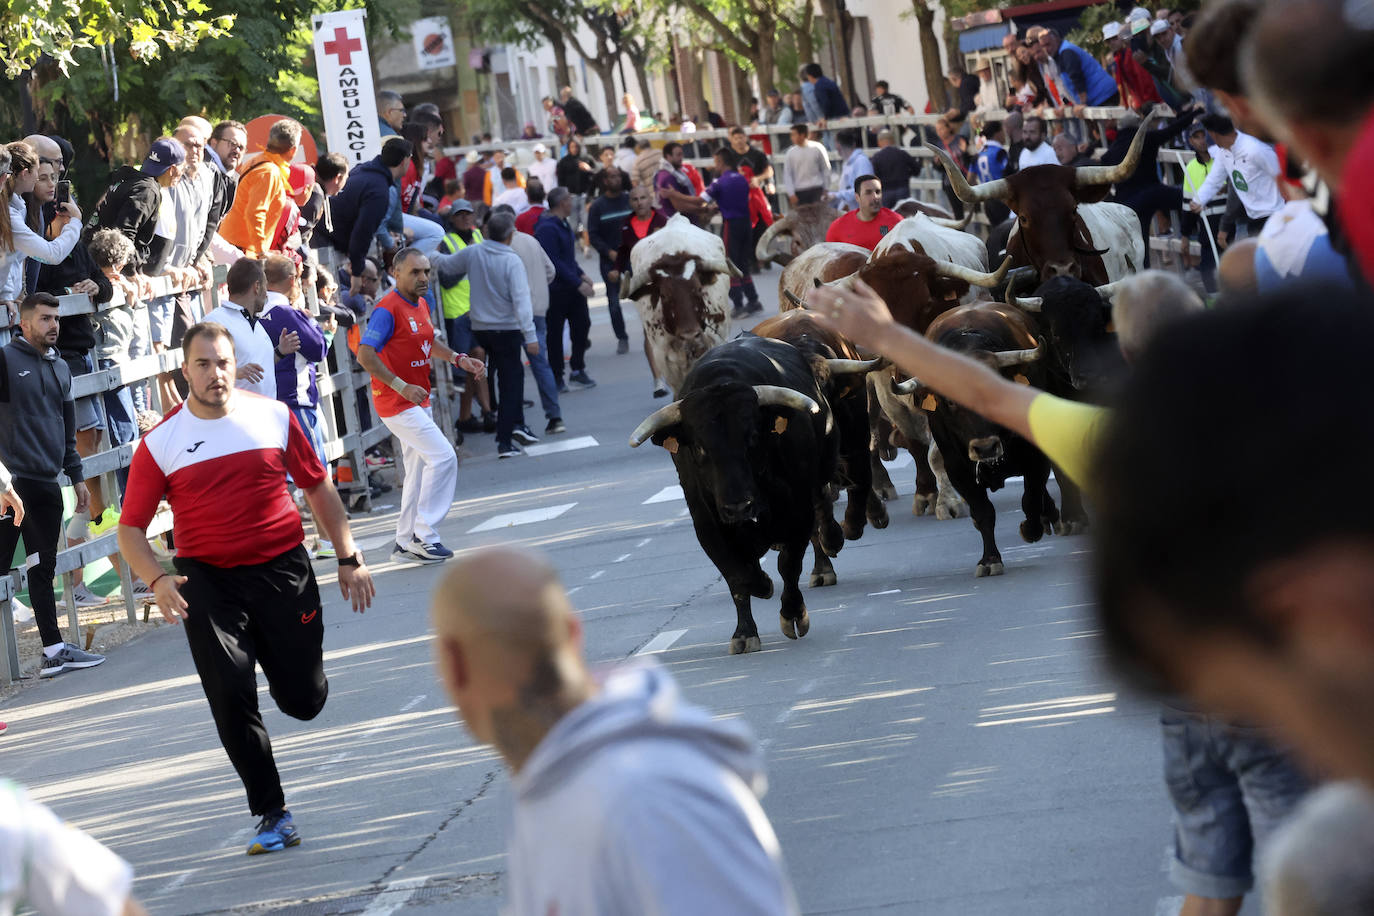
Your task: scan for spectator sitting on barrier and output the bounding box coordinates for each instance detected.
[0,292,106,677]
[219,119,300,260]
[319,137,410,289]
[0,142,83,348]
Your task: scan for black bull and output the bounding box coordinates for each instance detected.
[629,337,850,655]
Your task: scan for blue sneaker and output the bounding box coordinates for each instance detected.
[409,538,454,561]
[247,810,301,855]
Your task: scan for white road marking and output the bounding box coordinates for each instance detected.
[399,695,426,712]
[566,586,582,596]
[588,569,605,580]
[161,871,195,894]
[356,534,398,552]
[467,502,576,533]
[643,485,684,504]
[361,876,429,916]
[635,538,653,548]
[614,553,631,563]
[867,589,901,596]
[678,508,690,517]
[636,629,687,655]
[522,435,598,457]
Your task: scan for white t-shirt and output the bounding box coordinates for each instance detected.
[1019,143,1060,170]
[528,156,559,191]
[493,186,532,214]
[1192,132,1284,220]
[201,301,277,399]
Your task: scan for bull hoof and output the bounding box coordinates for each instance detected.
[1055,519,1088,536]
[842,519,864,541]
[1020,519,1045,543]
[935,498,964,521]
[809,570,838,588]
[780,610,811,639]
[879,443,898,462]
[820,520,844,557]
[867,504,890,529]
[912,493,934,516]
[874,483,899,502]
[730,635,764,655]
[975,561,1005,578]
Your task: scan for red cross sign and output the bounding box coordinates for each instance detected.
[323,27,362,66]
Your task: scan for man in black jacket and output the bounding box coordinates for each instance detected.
[318,138,411,294]
[558,87,600,137]
[0,294,106,677]
[870,129,921,209]
[84,138,184,289]
[585,167,632,353]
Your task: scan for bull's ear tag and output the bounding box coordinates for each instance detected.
[773,416,789,435]
[920,394,937,411]
[662,436,680,454]
[1014,374,1029,385]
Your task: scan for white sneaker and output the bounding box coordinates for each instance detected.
[69,584,107,608]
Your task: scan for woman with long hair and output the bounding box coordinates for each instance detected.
[0,142,83,345]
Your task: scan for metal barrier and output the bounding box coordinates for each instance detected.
[1,268,465,683]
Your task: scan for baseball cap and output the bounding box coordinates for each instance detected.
[532,142,548,154]
[449,199,475,213]
[142,138,186,176]
[1130,17,1151,35]
[1188,122,1208,136]
[287,163,315,195]
[1150,19,1170,34]
[1127,6,1151,21]
[1103,21,1124,39]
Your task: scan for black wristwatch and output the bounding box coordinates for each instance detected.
[337,552,362,568]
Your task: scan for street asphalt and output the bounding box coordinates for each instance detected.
[0,256,1261,915]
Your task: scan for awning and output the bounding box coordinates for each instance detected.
[959,22,1012,53]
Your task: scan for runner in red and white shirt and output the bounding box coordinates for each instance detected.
[117,321,374,857]
[825,175,902,250]
[355,247,486,565]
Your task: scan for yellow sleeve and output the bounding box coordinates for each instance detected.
[1026,393,1110,494]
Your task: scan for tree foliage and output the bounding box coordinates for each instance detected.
[0,0,234,78]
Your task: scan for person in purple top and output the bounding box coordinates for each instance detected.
[654,142,707,226]
[701,148,762,318]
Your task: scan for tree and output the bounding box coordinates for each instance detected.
[670,0,813,97]
[909,0,948,112]
[0,0,233,78]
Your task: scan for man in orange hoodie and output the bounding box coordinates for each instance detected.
[220,119,300,258]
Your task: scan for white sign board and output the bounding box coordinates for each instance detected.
[412,17,457,71]
[312,9,381,166]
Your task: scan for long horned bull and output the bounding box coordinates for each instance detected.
[890,346,1042,396]
[629,385,822,447]
[926,109,1160,204]
[1011,279,1126,311]
[622,251,743,301]
[787,254,1014,311]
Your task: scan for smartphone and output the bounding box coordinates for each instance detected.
[55,180,71,205]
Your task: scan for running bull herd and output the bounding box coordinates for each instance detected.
[627,113,1155,655]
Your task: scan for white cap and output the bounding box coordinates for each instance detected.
[1103,21,1124,39]
[1130,16,1151,34]
[464,150,480,164]
[1128,6,1151,20]
[1150,19,1170,34]
[532,142,547,154]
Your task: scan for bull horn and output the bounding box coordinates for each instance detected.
[753,385,820,415]
[755,219,792,265]
[892,376,923,396]
[1074,109,1160,187]
[782,289,805,309]
[628,401,683,447]
[1094,279,1126,299]
[934,254,1013,288]
[925,143,1010,204]
[930,211,975,230]
[1013,296,1043,312]
[990,346,1042,368]
[825,357,884,374]
[622,269,648,301]
[725,258,744,280]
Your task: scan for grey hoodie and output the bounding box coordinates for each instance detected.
[431,239,537,345]
[0,337,82,484]
[505,659,797,916]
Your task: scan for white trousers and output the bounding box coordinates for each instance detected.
[381,404,458,544]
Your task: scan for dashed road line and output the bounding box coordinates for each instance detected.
[522,435,599,457]
[635,537,653,548]
[635,629,687,655]
[867,588,901,596]
[399,695,426,712]
[614,553,631,563]
[588,569,605,580]
[643,485,684,504]
[467,502,576,533]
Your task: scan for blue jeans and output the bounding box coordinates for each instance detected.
[530,316,562,422]
[99,357,138,496]
[403,213,445,254]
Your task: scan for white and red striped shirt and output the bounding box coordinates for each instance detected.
[122,392,327,567]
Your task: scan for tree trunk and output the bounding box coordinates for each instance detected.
[913,0,947,111]
[756,28,777,99]
[797,4,815,68]
[632,54,655,119]
[677,40,708,124]
[589,38,620,126]
[545,26,572,91]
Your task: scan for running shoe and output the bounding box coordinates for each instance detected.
[455,416,486,434]
[498,443,524,459]
[545,418,566,435]
[314,541,337,560]
[69,584,107,608]
[87,508,121,537]
[391,542,444,566]
[481,411,498,433]
[131,580,155,601]
[512,425,540,445]
[0,721,7,736]
[616,338,630,355]
[409,538,454,561]
[39,643,106,678]
[568,371,597,390]
[247,809,301,855]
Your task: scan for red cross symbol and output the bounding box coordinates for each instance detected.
[323,27,362,66]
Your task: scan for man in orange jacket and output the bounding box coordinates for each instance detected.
[219,119,300,258]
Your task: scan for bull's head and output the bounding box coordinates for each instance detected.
[629,383,822,524]
[927,110,1157,281]
[857,248,1012,334]
[623,251,740,338]
[1008,276,1126,392]
[755,202,841,266]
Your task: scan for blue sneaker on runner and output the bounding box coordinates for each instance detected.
[409,537,454,561]
[247,810,301,855]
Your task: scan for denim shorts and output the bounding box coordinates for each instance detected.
[1161,704,1312,898]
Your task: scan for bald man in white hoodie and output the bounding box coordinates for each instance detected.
[431,546,797,916]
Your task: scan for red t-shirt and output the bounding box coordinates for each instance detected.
[516,206,546,235]
[122,394,327,567]
[825,208,903,250]
[1341,109,1374,287]
[359,290,436,418]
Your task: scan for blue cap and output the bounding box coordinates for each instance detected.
[143,138,186,177]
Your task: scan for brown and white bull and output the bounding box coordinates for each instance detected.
[778,243,871,309]
[926,111,1158,285]
[755,201,842,268]
[623,214,741,397]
